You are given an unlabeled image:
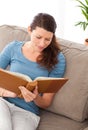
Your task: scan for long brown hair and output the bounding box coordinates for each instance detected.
[30,13,61,71]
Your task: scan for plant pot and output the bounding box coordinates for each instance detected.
[84,38,88,45]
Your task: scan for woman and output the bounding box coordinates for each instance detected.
[0,13,66,130]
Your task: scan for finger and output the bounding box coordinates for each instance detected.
[33,86,38,95]
[20,90,34,102]
[19,86,34,97]
[19,86,36,102]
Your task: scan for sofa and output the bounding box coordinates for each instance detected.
[0,25,88,130]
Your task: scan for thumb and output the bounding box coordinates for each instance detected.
[33,86,38,94]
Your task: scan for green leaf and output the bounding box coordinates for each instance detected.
[75,0,88,31]
[85,0,88,5]
[75,21,88,30]
[75,22,82,26]
[82,9,88,21]
[75,0,87,8]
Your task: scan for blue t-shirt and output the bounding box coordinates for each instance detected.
[0,41,66,115]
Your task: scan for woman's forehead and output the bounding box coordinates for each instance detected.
[33,26,53,37]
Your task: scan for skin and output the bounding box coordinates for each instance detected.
[0,26,55,109]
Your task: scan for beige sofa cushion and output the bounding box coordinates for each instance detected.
[47,39,88,122]
[0,25,30,52]
[84,127,88,130]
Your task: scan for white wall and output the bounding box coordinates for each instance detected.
[0,0,60,27]
[0,0,86,44]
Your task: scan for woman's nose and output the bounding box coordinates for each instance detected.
[40,40,46,46]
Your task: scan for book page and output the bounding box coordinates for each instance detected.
[35,76,66,81]
[2,70,32,82]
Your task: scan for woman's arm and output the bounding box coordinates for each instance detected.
[0,87,17,97]
[19,86,55,109]
[34,93,55,108]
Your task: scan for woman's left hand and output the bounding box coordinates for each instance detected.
[19,86,39,102]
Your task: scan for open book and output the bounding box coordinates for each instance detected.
[0,69,68,98]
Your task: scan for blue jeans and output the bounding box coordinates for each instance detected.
[0,97,40,130]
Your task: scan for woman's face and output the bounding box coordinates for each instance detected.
[29,26,53,52]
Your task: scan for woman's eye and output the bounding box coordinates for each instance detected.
[36,36,41,39]
[45,39,51,41]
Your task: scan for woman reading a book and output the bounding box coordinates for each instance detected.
[0,13,66,130]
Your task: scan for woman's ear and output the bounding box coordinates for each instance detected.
[27,26,31,34]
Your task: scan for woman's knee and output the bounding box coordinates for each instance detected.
[0,98,12,130]
[0,123,12,130]
[0,98,9,111]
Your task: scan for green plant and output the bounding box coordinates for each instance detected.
[75,0,88,31]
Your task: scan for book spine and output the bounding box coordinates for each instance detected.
[26,81,38,92]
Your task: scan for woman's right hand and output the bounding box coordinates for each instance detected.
[0,87,17,97]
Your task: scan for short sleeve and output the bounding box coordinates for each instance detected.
[0,41,15,69]
[49,52,66,78]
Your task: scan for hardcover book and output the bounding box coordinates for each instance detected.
[0,69,68,98]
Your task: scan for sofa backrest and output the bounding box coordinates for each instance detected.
[1,25,88,122]
[47,38,88,122]
[0,25,30,52]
